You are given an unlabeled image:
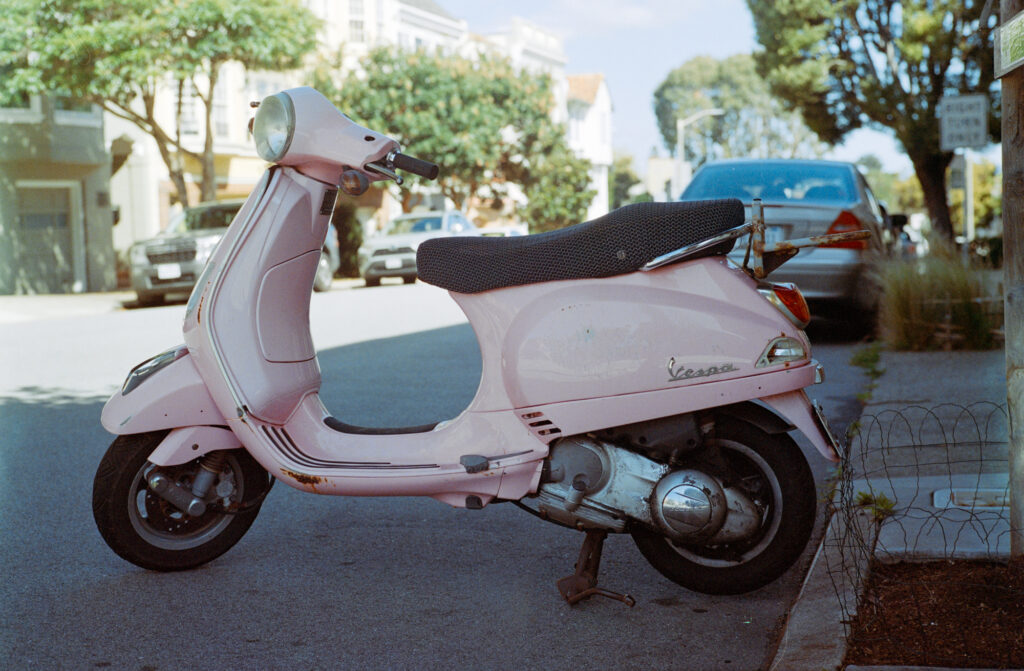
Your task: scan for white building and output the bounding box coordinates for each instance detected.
[108,1,612,253]
[566,74,612,220]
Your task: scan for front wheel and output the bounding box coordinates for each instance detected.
[631,420,816,595]
[92,431,271,571]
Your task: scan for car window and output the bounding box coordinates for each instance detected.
[169,205,241,233]
[388,216,442,234]
[681,163,858,204]
[859,174,884,221]
[449,213,474,233]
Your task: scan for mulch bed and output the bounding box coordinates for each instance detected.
[844,559,1024,668]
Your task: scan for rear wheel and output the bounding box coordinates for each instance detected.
[631,420,815,595]
[92,431,271,571]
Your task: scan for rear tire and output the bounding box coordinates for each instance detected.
[631,420,815,595]
[92,431,271,571]
[364,276,381,288]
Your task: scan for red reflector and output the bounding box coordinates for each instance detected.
[772,282,811,326]
[822,210,868,250]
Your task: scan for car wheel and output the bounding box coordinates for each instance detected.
[313,252,333,292]
[364,277,381,288]
[136,292,164,307]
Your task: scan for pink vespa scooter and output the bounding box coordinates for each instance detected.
[93,87,863,604]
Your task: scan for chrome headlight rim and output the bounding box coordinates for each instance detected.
[252,92,296,163]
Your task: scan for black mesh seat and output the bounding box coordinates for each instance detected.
[416,199,745,294]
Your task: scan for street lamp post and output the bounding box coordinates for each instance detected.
[673,108,724,197]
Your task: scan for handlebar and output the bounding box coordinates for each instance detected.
[365,151,439,185]
[390,152,439,180]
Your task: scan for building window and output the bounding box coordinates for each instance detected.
[349,0,363,16]
[349,19,365,42]
[54,95,103,127]
[174,84,200,136]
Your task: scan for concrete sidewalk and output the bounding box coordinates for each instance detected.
[0,290,135,324]
[771,348,1010,671]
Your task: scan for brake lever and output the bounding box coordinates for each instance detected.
[364,161,404,186]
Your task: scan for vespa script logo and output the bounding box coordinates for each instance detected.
[667,358,738,383]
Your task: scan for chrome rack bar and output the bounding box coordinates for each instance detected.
[641,222,753,272]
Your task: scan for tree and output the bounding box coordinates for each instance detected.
[949,158,1001,234]
[653,53,827,167]
[313,47,593,228]
[747,0,999,240]
[609,154,644,210]
[2,0,317,207]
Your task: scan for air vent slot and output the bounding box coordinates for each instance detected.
[519,411,562,440]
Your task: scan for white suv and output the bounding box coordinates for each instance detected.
[358,210,477,287]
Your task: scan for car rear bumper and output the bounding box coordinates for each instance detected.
[131,260,206,296]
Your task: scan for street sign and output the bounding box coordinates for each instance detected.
[938,94,989,151]
[996,9,1024,78]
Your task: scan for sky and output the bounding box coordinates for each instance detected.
[438,0,916,176]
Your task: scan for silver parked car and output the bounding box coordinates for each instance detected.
[679,159,894,319]
[358,210,478,287]
[129,199,340,305]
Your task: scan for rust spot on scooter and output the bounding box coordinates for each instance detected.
[281,468,324,487]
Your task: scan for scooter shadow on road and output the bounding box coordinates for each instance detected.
[0,332,814,670]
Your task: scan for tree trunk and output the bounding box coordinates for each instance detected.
[199,70,219,203]
[911,151,954,240]
[1002,0,1024,557]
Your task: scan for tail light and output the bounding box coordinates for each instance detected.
[758,282,810,328]
[821,210,868,250]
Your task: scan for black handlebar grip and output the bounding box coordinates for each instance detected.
[392,153,439,180]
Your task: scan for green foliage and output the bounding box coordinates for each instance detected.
[875,246,996,350]
[3,0,318,205]
[747,0,999,240]
[855,490,896,522]
[330,199,362,278]
[850,343,884,379]
[609,154,642,210]
[315,47,592,230]
[653,53,826,166]
[948,159,1002,234]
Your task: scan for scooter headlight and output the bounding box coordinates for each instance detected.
[252,92,296,162]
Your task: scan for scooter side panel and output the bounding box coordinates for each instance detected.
[526,362,817,441]
[101,353,227,434]
[454,258,808,411]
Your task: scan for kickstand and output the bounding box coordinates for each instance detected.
[556,529,635,607]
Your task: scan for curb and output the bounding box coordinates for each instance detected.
[769,509,877,671]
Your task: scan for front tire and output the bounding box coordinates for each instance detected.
[92,431,271,571]
[631,420,816,595]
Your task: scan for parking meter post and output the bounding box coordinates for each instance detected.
[1002,0,1024,557]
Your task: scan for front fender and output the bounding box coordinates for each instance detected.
[148,425,243,466]
[101,350,227,434]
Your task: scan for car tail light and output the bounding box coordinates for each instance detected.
[758,282,810,328]
[821,210,868,250]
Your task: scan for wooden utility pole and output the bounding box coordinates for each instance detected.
[1003,0,1024,556]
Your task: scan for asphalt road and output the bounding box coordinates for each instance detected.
[0,282,868,670]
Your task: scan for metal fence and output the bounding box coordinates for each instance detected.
[824,403,1020,667]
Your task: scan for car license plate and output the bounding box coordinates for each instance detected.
[384,258,402,270]
[156,263,182,280]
